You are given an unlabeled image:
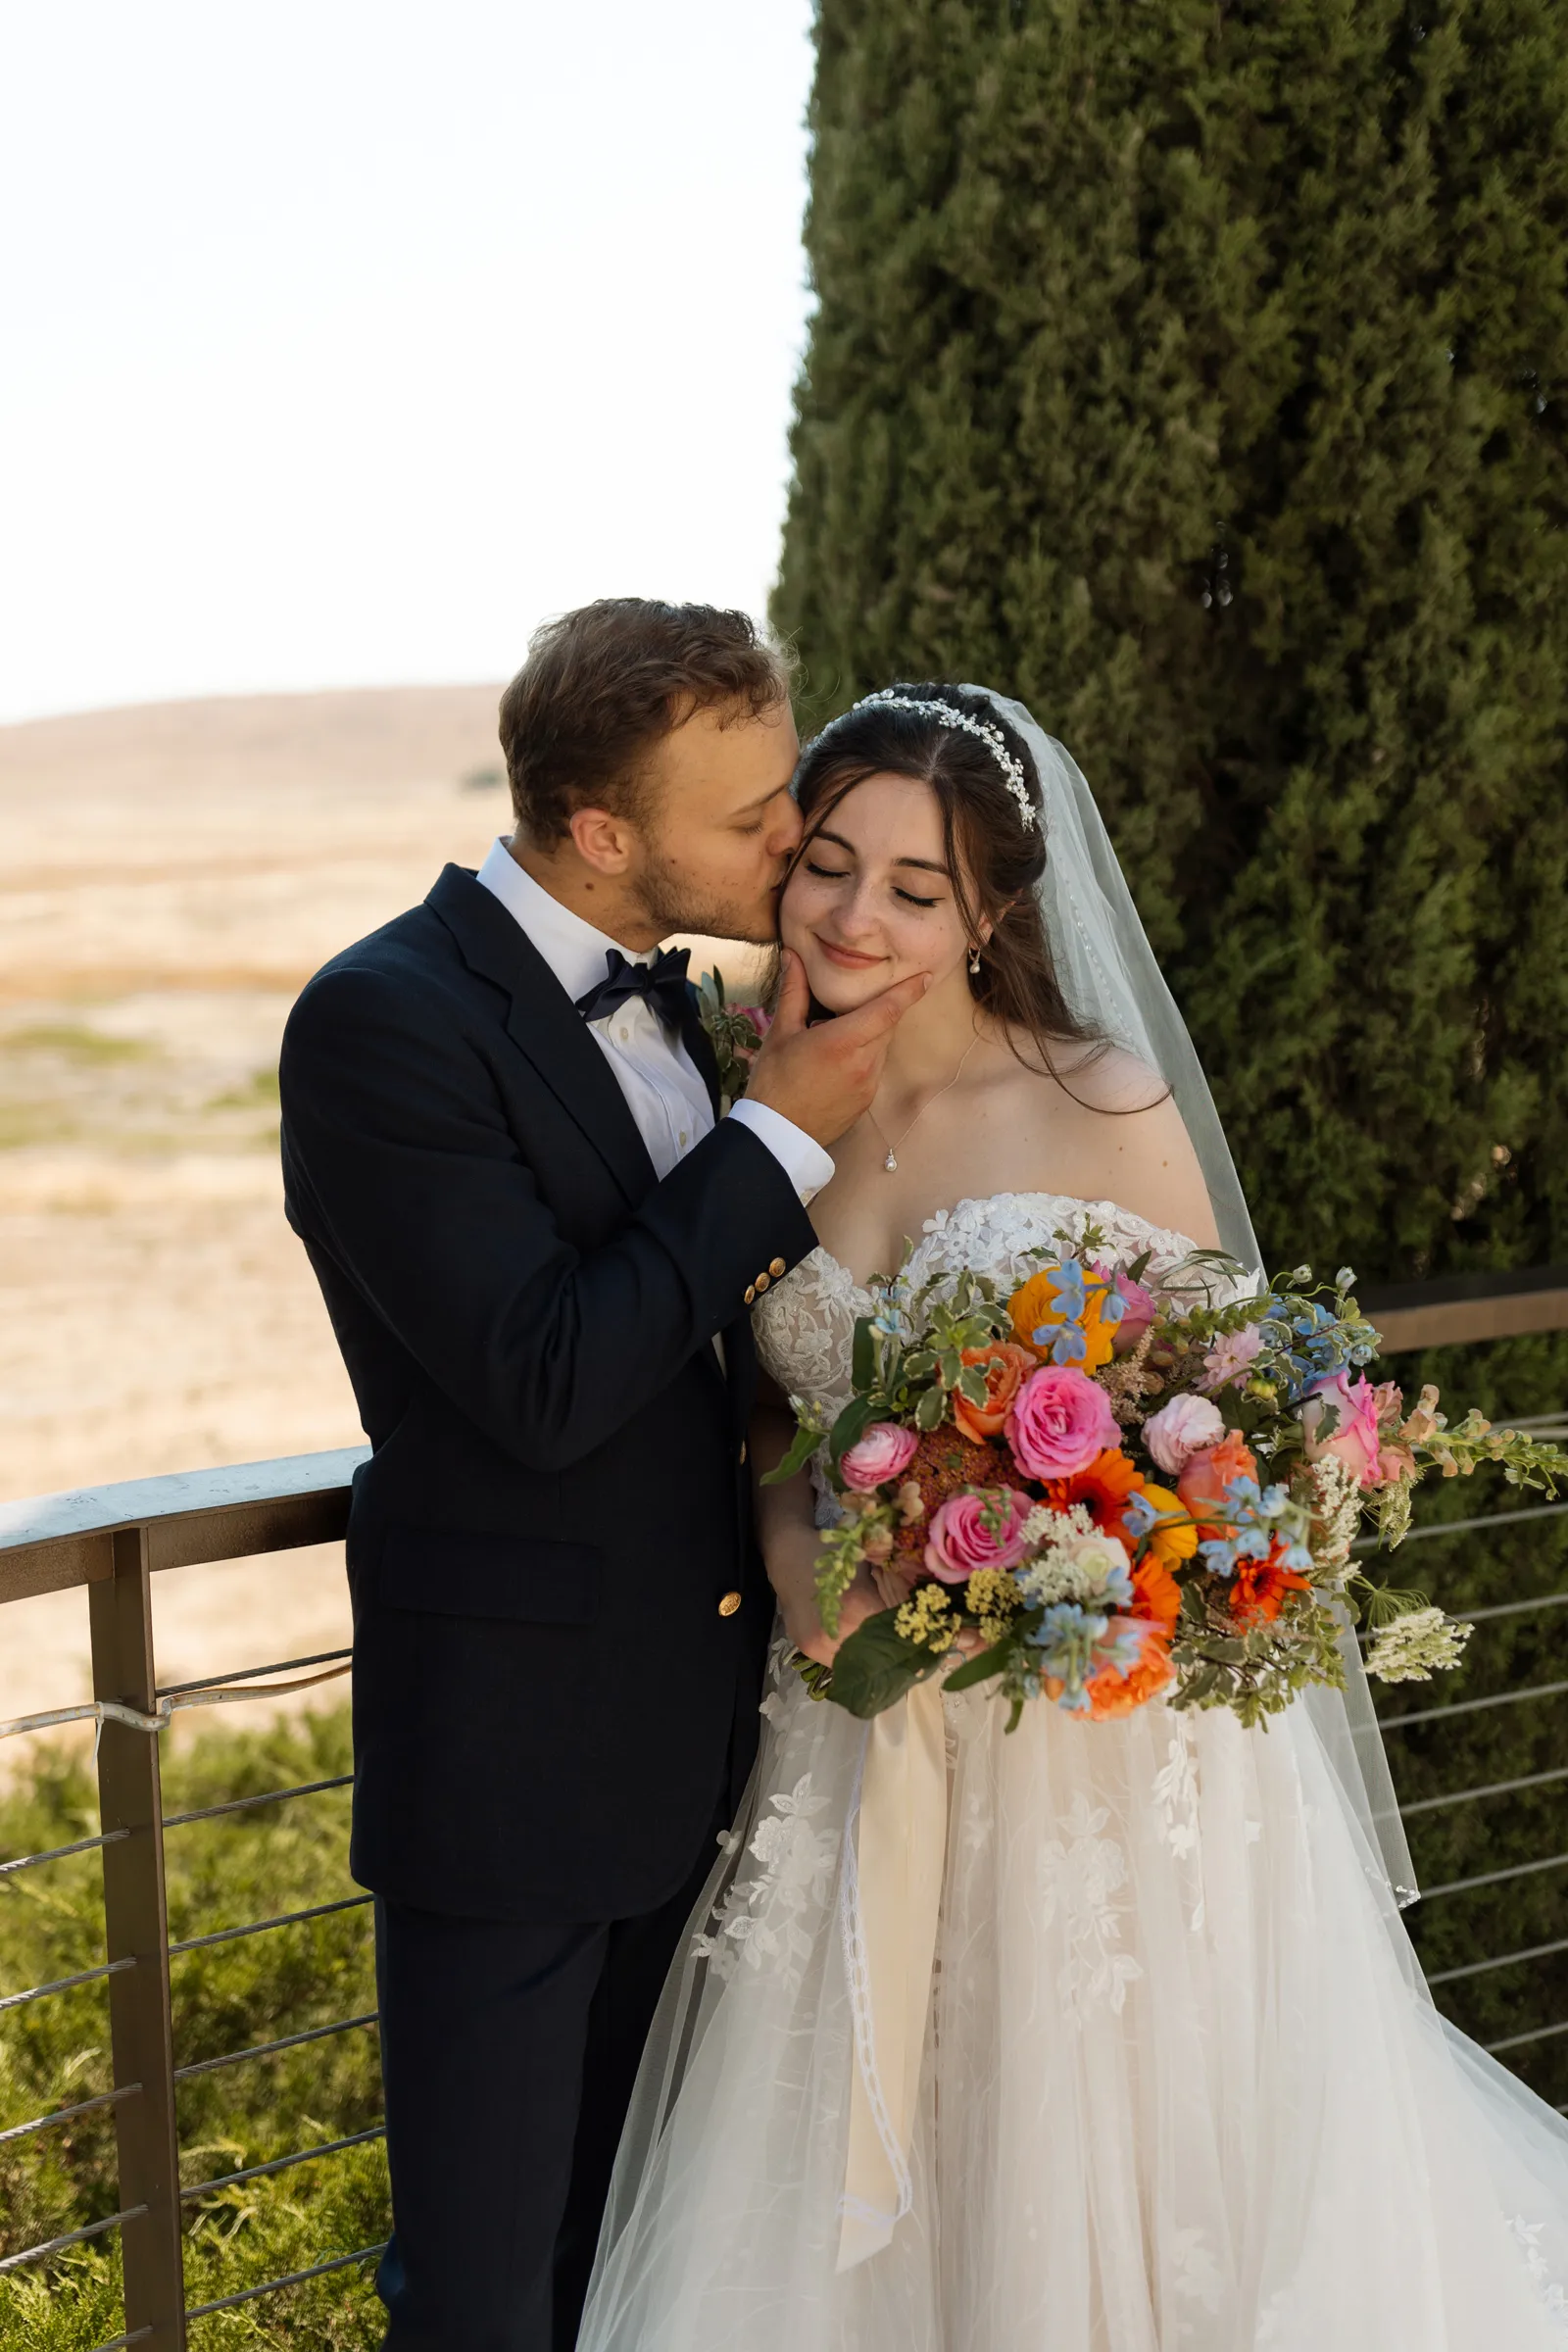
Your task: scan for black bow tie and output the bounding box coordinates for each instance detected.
[573,945,692,1029]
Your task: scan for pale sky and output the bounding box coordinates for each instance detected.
[0,2,816,724]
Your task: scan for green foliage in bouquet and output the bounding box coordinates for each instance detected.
[775,0,1568,1292]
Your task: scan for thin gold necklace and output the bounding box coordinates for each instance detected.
[865,1030,983,1172]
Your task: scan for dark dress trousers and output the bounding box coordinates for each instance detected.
[279,864,815,2350]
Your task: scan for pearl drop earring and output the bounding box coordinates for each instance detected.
[968,946,982,977]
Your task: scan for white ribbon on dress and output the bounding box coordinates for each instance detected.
[836,1677,950,2271]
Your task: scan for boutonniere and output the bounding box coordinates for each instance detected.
[696,967,772,1114]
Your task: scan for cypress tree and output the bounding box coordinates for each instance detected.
[776,0,1568,2086]
[776,0,1568,1289]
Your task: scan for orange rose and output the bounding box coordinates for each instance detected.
[952,1341,1036,1443]
[1176,1433,1258,1538]
[1007,1267,1116,1373]
[1139,1480,1199,1567]
[1085,1631,1176,1719]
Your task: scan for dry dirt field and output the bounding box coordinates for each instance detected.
[0,687,762,1761]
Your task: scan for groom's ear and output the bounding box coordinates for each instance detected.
[567,803,640,877]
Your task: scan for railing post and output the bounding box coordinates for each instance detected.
[90,1525,186,2351]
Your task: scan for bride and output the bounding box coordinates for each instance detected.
[577,685,1568,2349]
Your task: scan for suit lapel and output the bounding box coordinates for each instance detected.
[679,986,723,1120]
[427,865,657,1206]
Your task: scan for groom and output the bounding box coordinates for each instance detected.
[279,599,924,2352]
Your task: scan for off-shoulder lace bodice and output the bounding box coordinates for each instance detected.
[754,1191,1200,1419]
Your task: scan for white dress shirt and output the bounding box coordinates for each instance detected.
[475,839,833,1201]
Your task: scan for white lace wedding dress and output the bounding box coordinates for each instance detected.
[578,1195,1568,2350]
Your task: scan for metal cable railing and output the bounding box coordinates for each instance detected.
[173,2009,378,2084]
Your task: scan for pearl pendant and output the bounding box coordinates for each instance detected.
[884,1150,898,1172]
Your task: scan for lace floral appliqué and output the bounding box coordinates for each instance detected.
[1510,2216,1568,2337]
[1038,1791,1143,2020]
[691,1774,835,1995]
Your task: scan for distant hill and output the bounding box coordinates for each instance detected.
[0,686,507,1000]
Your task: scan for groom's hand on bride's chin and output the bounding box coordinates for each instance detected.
[746,949,931,1148]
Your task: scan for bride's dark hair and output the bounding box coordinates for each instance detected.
[785,682,1114,1089]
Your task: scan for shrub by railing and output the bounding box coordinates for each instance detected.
[1,1272,1566,2344]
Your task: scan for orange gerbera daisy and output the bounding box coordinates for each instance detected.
[1130,1549,1181,1633]
[1046,1446,1146,1545]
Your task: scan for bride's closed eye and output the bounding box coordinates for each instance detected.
[804,857,943,909]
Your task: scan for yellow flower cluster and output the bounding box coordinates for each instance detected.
[896,1585,956,1652]
[964,1568,1023,1645]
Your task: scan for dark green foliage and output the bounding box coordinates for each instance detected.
[0,1711,385,2350]
[1374,1335,1568,2110]
[776,0,1568,1289]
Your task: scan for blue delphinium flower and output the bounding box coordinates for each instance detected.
[1122,1489,1161,1541]
[1027,1602,1107,1706]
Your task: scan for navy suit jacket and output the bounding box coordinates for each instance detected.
[279,865,814,1922]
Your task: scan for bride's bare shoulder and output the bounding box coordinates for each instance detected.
[1009,1039,1221,1248]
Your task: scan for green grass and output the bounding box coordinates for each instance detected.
[206,1066,280,1113]
[0,1711,387,2350]
[0,1027,149,1065]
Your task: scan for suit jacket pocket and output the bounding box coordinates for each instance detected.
[376,1526,601,1625]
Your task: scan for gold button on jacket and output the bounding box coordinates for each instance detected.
[755,1270,771,1294]
[718,1591,743,1617]
[768,1256,787,1278]
[743,1285,756,1305]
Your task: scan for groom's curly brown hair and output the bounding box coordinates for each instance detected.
[499,598,794,843]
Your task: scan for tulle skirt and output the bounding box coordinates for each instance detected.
[578,1656,1568,2350]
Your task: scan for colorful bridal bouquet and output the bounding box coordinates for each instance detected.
[766,1234,1568,1730]
[696,968,770,1113]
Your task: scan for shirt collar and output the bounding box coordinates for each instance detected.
[474,836,648,1007]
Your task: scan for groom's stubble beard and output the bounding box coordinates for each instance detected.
[628,837,786,949]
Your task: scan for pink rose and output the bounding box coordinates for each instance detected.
[1004,1364,1120,1480]
[734,1004,772,1041]
[1198,1323,1263,1394]
[923,1488,1033,1584]
[1094,1260,1157,1357]
[1300,1371,1385,1488]
[840,1421,920,1493]
[1142,1392,1227,1477]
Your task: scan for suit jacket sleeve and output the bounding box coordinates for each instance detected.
[279,962,816,1473]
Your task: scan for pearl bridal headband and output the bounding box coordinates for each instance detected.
[817,687,1039,830]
